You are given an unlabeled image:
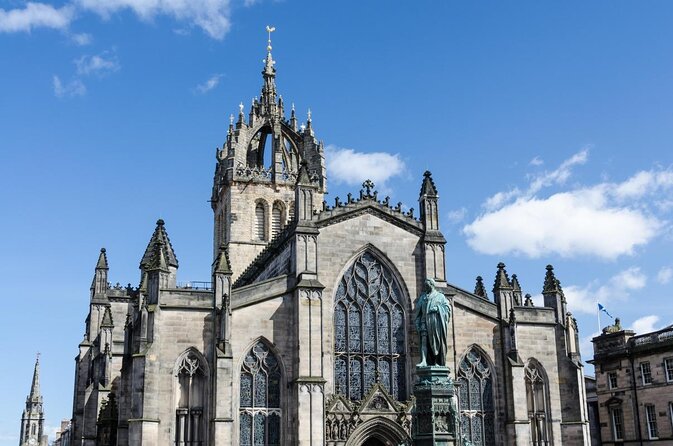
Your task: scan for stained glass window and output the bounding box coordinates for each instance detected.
[240,341,281,446]
[457,348,495,446]
[525,360,551,446]
[334,251,406,401]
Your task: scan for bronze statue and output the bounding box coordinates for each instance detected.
[414,278,451,367]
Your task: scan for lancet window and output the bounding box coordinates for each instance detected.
[457,348,495,445]
[255,202,266,241]
[271,202,283,238]
[525,360,551,446]
[334,251,406,401]
[174,350,208,446]
[239,341,281,446]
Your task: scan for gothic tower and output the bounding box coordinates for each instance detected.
[19,355,46,446]
[211,31,326,278]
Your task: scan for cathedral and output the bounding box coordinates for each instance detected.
[67,35,592,445]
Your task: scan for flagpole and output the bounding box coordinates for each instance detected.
[597,303,601,334]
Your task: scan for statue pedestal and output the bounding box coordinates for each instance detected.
[412,366,456,446]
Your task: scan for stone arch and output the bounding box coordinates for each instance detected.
[333,247,411,402]
[345,416,411,446]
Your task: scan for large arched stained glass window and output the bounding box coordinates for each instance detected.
[457,348,495,446]
[334,251,406,401]
[240,341,281,446]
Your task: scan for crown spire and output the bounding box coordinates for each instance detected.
[261,25,278,113]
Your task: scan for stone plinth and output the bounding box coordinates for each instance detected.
[412,366,456,446]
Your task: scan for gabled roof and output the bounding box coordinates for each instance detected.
[140,219,178,269]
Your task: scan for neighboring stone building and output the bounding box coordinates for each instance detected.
[54,420,73,446]
[66,36,591,445]
[19,356,48,446]
[591,321,673,445]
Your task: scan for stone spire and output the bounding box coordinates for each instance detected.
[542,264,560,294]
[420,170,438,197]
[213,244,233,275]
[140,219,178,270]
[542,264,567,324]
[96,248,109,270]
[29,354,41,402]
[493,262,512,292]
[473,276,488,299]
[260,25,278,115]
[511,274,522,306]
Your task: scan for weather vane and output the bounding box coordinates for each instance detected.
[266,25,276,53]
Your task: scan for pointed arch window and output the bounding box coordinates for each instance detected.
[271,202,283,238]
[457,348,495,446]
[174,350,208,446]
[239,341,281,446]
[255,202,266,241]
[334,251,407,402]
[525,361,551,446]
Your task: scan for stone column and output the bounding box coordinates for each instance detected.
[412,366,456,446]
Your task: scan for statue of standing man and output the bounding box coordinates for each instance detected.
[415,278,451,367]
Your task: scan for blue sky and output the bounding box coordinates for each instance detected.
[2,1,673,443]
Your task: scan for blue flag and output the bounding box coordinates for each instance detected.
[598,303,613,319]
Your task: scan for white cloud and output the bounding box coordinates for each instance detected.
[53,75,86,98]
[563,267,646,315]
[70,32,92,45]
[631,315,661,334]
[195,73,223,94]
[464,191,661,260]
[76,0,233,39]
[447,207,467,224]
[0,2,75,33]
[529,156,544,166]
[657,266,673,284]
[465,149,670,260]
[325,145,405,188]
[75,51,120,76]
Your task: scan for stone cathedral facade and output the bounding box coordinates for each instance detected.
[67,41,592,446]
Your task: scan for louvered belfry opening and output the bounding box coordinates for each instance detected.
[255,202,266,241]
[271,202,282,238]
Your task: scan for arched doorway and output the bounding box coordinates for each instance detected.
[362,438,386,446]
[345,417,410,446]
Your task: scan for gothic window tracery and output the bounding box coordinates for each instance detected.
[525,360,551,446]
[174,350,208,446]
[239,341,281,446]
[457,348,495,446]
[334,251,406,401]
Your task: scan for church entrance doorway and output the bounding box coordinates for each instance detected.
[362,438,386,446]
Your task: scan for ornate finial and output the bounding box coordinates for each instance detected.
[156,219,164,226]
[266,25,276,53]
[524,293,534,307]
[307,108,312,121]
[292,102,295,112]
[239,102,244,114]
[543,264,560,293]
[300,123,306,132]
[229,114,234,125]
